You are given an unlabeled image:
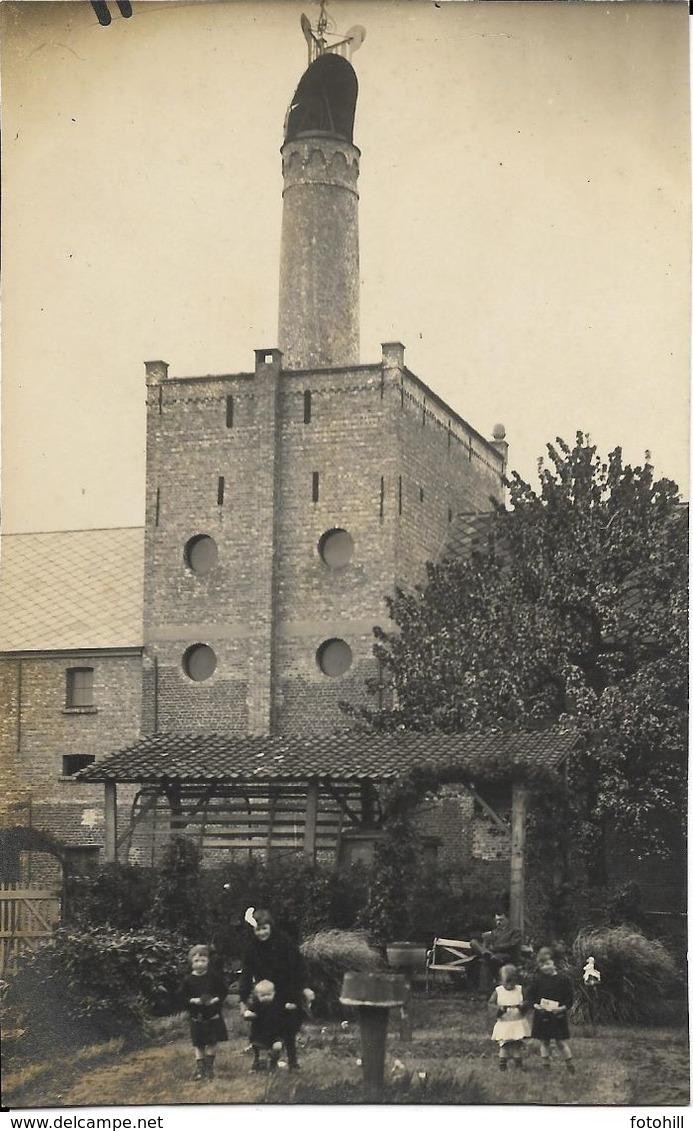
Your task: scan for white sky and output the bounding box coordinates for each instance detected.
[1,0,690,534]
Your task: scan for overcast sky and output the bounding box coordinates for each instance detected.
[1,0,690,534]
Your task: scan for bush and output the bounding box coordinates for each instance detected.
[300,928,385,1017]
[150,837,205,941]
[214,857,368,953]
[66,863,157,930]
[358,816,500,944]
[571,924,677,1024]
[7,927,186,1059]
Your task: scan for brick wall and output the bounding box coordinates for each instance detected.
[0,651,142,854]
[142,346,505,738]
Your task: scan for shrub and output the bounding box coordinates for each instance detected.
[300,928,385,1017]
[150,836,205,941]
[7,927,186,1059]
[571,924,677,1024]
[213,856,368,954]
[358,815,499,944]
[65,863,157,930]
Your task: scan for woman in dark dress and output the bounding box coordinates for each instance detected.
[238,908,314,1071]
[526,947,576,1074]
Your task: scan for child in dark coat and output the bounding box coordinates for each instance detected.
[181,944,229,1081]
[526,947,576,1073]
[243,979,285,1072]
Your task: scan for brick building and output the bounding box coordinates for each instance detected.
[0,529,144,881]
[1,22,514,886]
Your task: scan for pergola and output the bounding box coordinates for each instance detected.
[79,728,577,935]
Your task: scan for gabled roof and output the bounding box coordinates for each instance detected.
[0,528,144,652]
[77,727,577,785]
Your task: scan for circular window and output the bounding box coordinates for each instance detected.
[317,638,353,677]
[318,528,354,569]
[183,644,217,682]
[185,535,218,574]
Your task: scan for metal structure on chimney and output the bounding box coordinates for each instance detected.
[300,1,366,64]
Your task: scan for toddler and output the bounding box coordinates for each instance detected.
[488,963,531,1071]
[243,978,285,1072]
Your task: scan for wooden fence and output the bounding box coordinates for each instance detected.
[0,884,61,976]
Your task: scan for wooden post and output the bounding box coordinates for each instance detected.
[104,781,118,862]
[509,779,527,937]
[304,779,319,861]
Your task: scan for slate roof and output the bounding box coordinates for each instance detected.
[77,727,577,785]
[0,528,144,652]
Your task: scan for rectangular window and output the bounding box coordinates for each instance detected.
[62,754,95,777]
[218,476,225,505]
[66,667,94,708]
[64,845,100,876]
[226,395,234,428]
[312,471,319,502]
[304,390,312,424]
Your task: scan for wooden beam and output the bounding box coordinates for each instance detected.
[509,780,527,936]
[465,783,510,833]
[116,789,161,850]
[304,779,319,861]
[104,781,118,862]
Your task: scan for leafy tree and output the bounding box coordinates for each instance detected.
[354,434,687,875]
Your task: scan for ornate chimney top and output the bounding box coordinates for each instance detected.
[300,2,365,65]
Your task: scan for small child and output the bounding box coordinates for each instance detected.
[488,963,531,1071]
[242,979,285,1072]
[526,946,576,1073]
[181,943,229,1081]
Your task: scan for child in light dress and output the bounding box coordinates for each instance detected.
[488,963,531,1071]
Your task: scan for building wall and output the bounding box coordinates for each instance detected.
[142,347,505,737]
[273,364,397,732]
[0,651,142,877]
[142,357,280,734]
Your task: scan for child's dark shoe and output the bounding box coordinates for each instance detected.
[193,1065,205,1081]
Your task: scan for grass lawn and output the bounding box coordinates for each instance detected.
[2,992,688,1109]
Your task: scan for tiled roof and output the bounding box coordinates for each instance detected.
[78,727,577,784]
[0,529,144,652]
